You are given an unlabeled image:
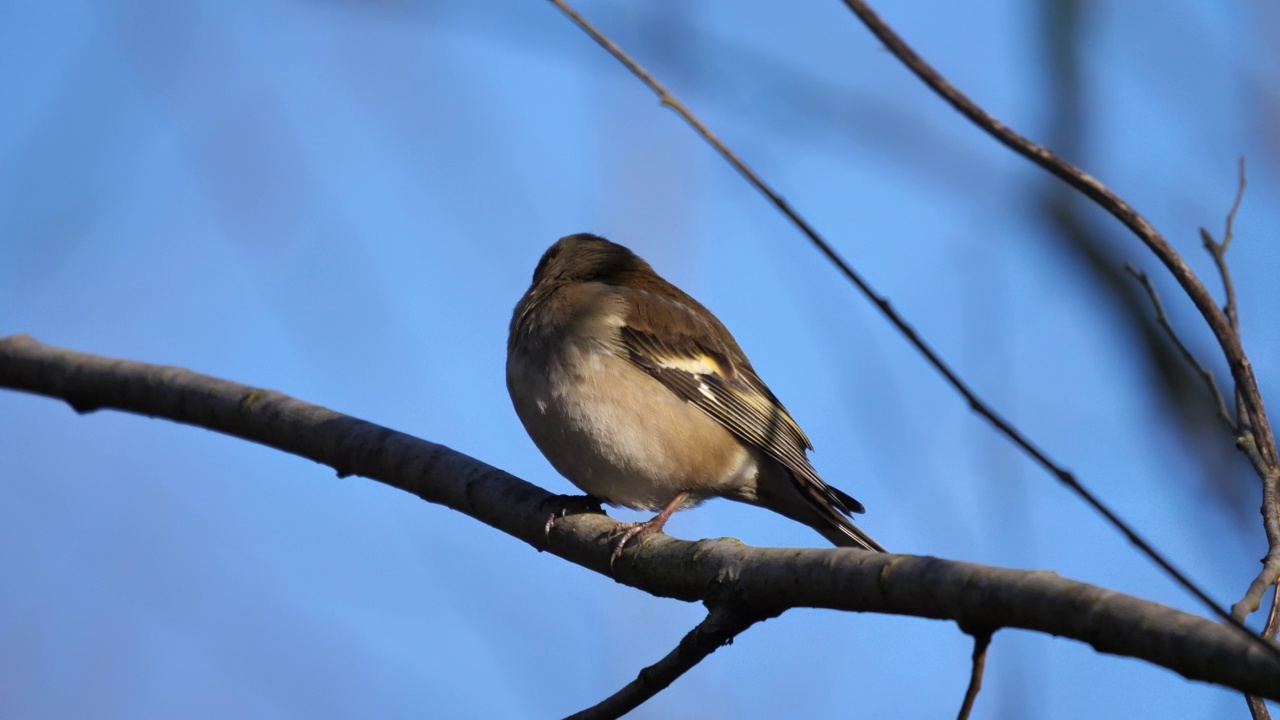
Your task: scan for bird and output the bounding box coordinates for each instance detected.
[506,233,885,563]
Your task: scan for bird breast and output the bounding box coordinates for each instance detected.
[507,335,759,511]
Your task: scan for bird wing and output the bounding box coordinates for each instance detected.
[610,283,864,517]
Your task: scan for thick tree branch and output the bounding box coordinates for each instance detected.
[546,0,1246,642]
[565,605,772,720]
[3,334,1280,700]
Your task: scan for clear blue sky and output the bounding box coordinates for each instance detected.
[2,1,1279,718]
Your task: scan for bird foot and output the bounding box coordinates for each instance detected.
[608,517,668,569]
[542,494,604,540]
[607,491,689,569]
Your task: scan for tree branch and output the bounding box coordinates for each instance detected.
[834,7,1280,704]
[1235,432,1280,623]
[1262,592,1280,720]
[1200,157,1246,334]
[1247,692,1272,720]
[1194,160,1280,638]
[1192,159,1280,720]
[564,605,772,720]
[837,0,1277,473]
[956,628,993,720]
[1123,264,1235,430]
[3,334,1280,700]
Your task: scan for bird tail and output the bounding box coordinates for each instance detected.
[750,462,887,552]
[789,474,887,552]
[817,516,887,553]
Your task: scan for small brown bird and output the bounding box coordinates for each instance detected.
[506,233,885,561]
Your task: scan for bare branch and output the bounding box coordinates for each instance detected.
[1185,160,1277,717]
[1268,593,1280,646]
[956,629,993,720]
[1251,586,1280,719]
[1247,692,1271,720]
[834,0,1280,680]
[837,0,1277,472]
[3,335,1280,700]
[1239,436,1280,718]
[1200,158,1247,333]
[1235,431,1280,622]
[1200,161,1249,497]
[565,605,770,720]
[1124,264,1235,430]
[1250,591,1280,719]
[1194,161,1280,699]
[547,0,1260,655]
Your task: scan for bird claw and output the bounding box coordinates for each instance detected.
[608,519,664,569]
[606,491,688,569]
[541,494,604,540]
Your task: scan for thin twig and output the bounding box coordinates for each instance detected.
[1200,157,1247,333]
[838,0,1277,472]
[547,0,1267,654]
[1200,159,1247,454]
[1191,160,1280,720]
[1196,160,1280,707]
[1253,590,1280,717]
[1246,693,1271,720]
[1267,589,1280,641]
[1123,264,1235,430]
[956,629,994,720]
[564,605,770,720]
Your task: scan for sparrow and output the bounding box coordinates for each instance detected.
[506,233,885,562]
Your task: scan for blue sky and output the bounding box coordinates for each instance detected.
[2,1,1279,718]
